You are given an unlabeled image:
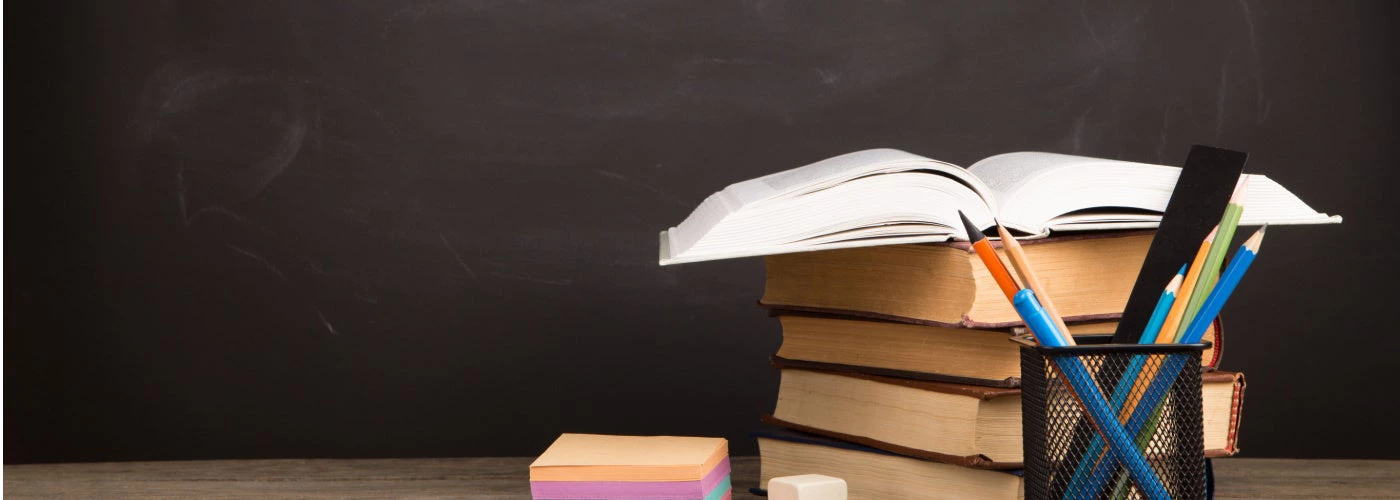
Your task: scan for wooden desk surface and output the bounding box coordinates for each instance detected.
[6,457,1398,498]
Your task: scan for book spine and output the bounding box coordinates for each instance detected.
[1206,316,1225,368]
[1227,373,1246,455]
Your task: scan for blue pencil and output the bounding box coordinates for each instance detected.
[1064,266,1186,494]
[1013,290,1170,500]
[1140,266,1187,343]
[1179,226,1265,344]
[1076,226,1266,496]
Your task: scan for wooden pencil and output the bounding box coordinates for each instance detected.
[1180,226,1267,344]
[958,211,1021,302]
[1153,225,1217,343]
[1065,264,1188,493]
[996,221,1073,342]
[1174,178,1249,341]
[1140,265,1186,343]
[1117,265,1190,422]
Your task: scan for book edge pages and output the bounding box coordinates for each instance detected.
[658,230,673,263]
[758,302,1125,330]
[772,355,1022,389]
[760,414,1019,470]
[660,232,960,265]
[773,361,1022,400]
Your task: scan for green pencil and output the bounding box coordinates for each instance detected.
[1173,177,1248,342]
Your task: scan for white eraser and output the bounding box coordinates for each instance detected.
[767,474,848,500]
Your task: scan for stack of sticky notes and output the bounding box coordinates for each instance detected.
[529,433,731,500]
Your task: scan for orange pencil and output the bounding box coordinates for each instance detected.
[958,211,1020,301]
[996,221,1073,341]
[1153,225,1218,344]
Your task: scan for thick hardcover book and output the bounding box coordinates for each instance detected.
[760,231,1155,328]
[768,312,1223,387]
[1201,370,1247,457]
[755,428,1222,500]
[766,364,1023,469]
[765,364,1245,468]
[755,427,1025,500]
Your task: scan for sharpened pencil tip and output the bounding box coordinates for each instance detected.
[958,210,984,243]
[1244,225,1267,251]
[994,219,1017,242]
[1166,272,1185,293]
[1229,176,1250,204]
[1177,264,1189,276]
[1205,224,1219,242]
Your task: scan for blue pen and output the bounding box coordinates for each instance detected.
[1014,289,1069,347]
[1078,228,1266,495]
[1013,290,1170,500]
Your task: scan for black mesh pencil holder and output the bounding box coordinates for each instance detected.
[1017,335,1209,500]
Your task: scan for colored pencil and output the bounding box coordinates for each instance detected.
[1120,266,1187,427]
[1153,226,1217,343]
[958,211,1021,302]
[1140,265,1186,344]
[996,221,1073,343]
[1065,265,1185,493]
[1179,226,1266,344]
[1013,290,1170,499]
[1076,226,1269,496]
[1173,178,1248,341]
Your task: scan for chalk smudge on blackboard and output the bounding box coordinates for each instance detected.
[226,244,340,335]
[593,169,690,208]
[489,271,573,287]
[1157,108,1172,163]
[1234,0,1270,124]
[314,307,339,335]
[439,232,479,281]
[138,62,308,222]
[1215,64,1229,140]
[177,170,265,229]
[1070,108,1091,154]
[225,244,288,281]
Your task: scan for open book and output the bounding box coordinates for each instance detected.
[660,149,1339,265]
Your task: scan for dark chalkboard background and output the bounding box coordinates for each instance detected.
[7,1,1399,462]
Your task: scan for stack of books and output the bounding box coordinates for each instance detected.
[751,236,1244,498]
[529,434,732,500]
[659,150,1335,498]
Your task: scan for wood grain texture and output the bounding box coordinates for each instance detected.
[1213,459,1400,499]
[6,457,1396,499]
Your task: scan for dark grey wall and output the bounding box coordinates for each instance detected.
[7,1,1398,463]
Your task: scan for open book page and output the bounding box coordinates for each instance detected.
[660,150,1340,265]
[968,152,1342,232]
[969,152,1181,232]
[723,149,993,207]
[1233,175,1342,225]
[662,149,996,264]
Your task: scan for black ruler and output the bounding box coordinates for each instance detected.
[1112,145,1246,343]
